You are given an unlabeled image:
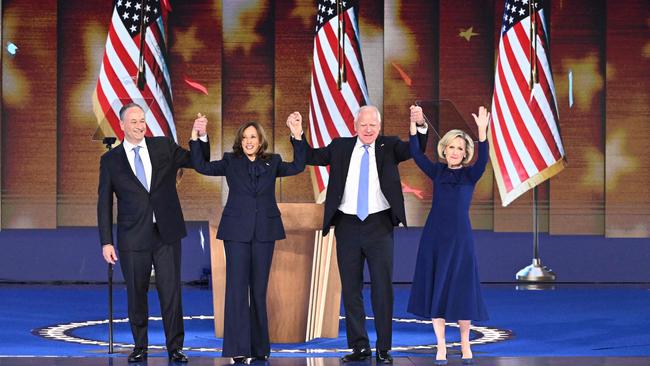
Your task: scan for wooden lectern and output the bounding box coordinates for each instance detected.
[209,203,341,343]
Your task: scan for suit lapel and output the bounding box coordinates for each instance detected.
[146,138,159,192]
[234,156,255,193]
[375,136,385,177]
[118,143,149,193]
[255,159,274,193]
[339,137,356,188]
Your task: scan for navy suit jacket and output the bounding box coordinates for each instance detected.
[190,136,306,242]
[305,131,428,236]
[97,136,209,251]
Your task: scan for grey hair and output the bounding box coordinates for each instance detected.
[354,105,382,124]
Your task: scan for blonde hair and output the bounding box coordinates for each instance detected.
[437,129,474,165]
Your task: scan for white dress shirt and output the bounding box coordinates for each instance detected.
[122,138,155,222]
[122,139,153,189]
[338,139,391,216]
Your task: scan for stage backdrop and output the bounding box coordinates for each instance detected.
[1,0,648,238]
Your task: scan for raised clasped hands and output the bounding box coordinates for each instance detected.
[409,105,425,135]
[191,113,208,141]
[286,111,303,140]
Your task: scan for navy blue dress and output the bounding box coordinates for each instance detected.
[407,135,489,321]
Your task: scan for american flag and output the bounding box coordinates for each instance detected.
[490,0,566,206]
[309,0,370,200]
[92,0,176,141]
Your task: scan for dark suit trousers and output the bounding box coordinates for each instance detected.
[334,210,394,351]
[119,226,184,352]
[222,239,275,357]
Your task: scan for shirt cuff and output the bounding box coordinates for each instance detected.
[198,134,209,142]
[416,124,428,134]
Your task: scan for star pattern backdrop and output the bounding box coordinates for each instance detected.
[1,0,648,238]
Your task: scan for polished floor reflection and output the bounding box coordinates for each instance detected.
[1,356,650,366]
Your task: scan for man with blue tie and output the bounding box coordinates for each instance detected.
[297,105,428,363]
[97,103,209,363]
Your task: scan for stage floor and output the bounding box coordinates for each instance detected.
[1,284,649,363]
[1,356,650,366]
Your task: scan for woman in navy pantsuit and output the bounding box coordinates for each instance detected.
[189,114,305,363]
[407,106,490,365]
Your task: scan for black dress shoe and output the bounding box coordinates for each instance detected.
[127,348,147,362]
[253,355,269,362]
[232,356,250,364]
[341,347,372,362]
[169,349,189,363]
[376,350,393,364]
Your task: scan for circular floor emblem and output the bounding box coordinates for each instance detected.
[34,315,512,353]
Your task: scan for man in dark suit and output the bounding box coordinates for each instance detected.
[294,105,427,364]
[97,103,209,363]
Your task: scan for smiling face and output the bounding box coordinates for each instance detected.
[444,136,466,168]
[120,106,147,145]
[241,125,261,160]
[354,107,381,145]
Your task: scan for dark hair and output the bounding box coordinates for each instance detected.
[232,121,271,160]
[119,102,144,121]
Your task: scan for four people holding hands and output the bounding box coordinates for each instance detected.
[98,102,489,364]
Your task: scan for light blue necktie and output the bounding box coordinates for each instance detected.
[357,144,370,221]
[133,146,149,191]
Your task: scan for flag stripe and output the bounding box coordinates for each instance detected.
[309,1,369,194]
[315,30,356,134]
[105,30,167,137]
[342,10,371,101]
[492,84,530,183]
[95,83,123,139]
[510,23,562,160]
[514,16,563,155]
[320,20,366,129]
[309,75,333,146]
[311,57,347,140]
[491,0,566,206]
[490,103,522,189]
[111,15,173,138]
[499,33,552,170]
[93,1,175,142]
[489,115,514,191]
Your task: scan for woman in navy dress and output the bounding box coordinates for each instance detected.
[189,114,306,363]
[407,106,490,365]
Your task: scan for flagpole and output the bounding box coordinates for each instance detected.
[136,0,147,90]
[516,0,555,283]
[336,0,346,90]
[515,177,556,282]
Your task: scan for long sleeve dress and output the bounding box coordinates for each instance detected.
[406,134,489,321]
